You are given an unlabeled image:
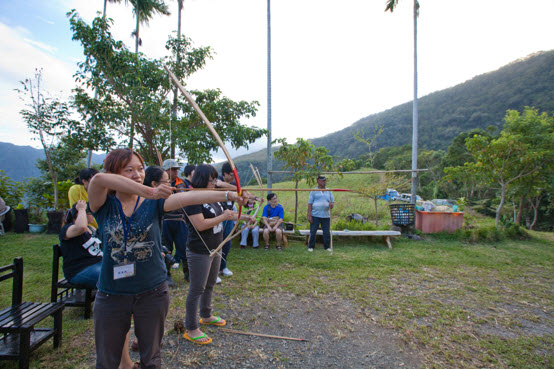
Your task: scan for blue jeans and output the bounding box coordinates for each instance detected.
[219,219,235,270]
[70,261,102,289]
[162,220,188,264]
[309,217,331,249]
[240,225,259,247]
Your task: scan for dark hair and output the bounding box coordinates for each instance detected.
[184,164,196,177]
[191,164,218,189]
[62,202,91,227]
[74,168,99,185]
[267,193,277,201]
[144,166,166,187]
[103,148,145,174]
[221,162,232,175]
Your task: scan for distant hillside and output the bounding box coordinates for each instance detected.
[2,51,552,184]
[233,50,554,180]
[0,142,106,182]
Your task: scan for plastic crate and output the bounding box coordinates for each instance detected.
[389,203,415,226]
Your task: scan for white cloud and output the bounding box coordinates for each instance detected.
[2,0,554,154]
[0,21,78,148]
[23,38,58,54]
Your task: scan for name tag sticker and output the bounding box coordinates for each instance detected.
[113,263,136,280]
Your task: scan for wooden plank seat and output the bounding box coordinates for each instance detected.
[297,230,401,249]
[51,245,96,319]
[0,257,64,369]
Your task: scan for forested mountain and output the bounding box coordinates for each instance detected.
[1,51,552,183]
[0,142,105,182]
[233,50,554,180]
[311,50,554,157]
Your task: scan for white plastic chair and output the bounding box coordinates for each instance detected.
[0,206,10,235]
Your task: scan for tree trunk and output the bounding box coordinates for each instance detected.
[495,184,506,226]
[374,197,378,226]
[515,194,525,225]
[171,0,183,158]
[294,179,299,225]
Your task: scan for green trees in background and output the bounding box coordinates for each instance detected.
[68,10,265,164]
[371,107,553,230]
[273,138,337,225]
[464,107,553,226]
[16,69,78,210]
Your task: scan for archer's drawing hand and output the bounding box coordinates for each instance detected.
[152,184,173,199]
[222,209,236,221]
[233,191,250,207]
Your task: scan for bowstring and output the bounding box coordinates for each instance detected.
[173,187,228,263]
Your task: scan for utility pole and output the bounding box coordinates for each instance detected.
[266,0,272,189]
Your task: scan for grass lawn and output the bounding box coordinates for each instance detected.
[0,230,552,368]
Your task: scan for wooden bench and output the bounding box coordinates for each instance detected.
[51,244,96,319]
[0,257,65,369]
[298,230,401,249]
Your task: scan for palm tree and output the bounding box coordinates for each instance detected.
[87,0,126,166]
[385,0,420,205]
[170,0,184,158]
[129,0,171,54]
[127,0,171,148]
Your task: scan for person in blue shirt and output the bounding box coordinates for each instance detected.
[262,193,285,250]
[307,175,335,252]
[88,148,247,369]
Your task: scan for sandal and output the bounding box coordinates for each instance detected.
[199,316,226,326]
[276,245,282,251]
[264,244,269,250]
[183,332,212,345]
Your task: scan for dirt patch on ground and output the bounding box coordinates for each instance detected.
[148,290,422,369]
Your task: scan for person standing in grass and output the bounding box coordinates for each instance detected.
[307,175,334,252]
[183,164,252,345]
[161,159,190,282]
[88,149,246,368]
[216,162,238,278]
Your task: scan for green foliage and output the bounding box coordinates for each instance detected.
[353,125,383,167]
[43,180,73,211]
[465,107,553,225]
[310,50,554,158]
[455,221,529,243]
[68,10,265,164]
[0,170,24,207]
[333,219,383,231]
[273,138,338,224]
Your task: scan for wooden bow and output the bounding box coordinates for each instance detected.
[164,65,242,258]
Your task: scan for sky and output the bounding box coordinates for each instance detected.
[1,0,553,162]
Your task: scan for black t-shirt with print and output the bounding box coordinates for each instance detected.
[59,223,103,281]
[185,202,224,254]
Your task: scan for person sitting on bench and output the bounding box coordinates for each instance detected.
[59,200,103,289]
[60,200,136,369]
[262,193,285,251]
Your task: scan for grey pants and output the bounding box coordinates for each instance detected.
[185,250,222,331]
[94,282,170,369]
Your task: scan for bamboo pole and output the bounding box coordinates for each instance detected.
[268,169,428,175]
[220,328,308,342]
[174,188,355,192]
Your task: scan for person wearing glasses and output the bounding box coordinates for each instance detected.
[262,193,285,250]
[161,159,191,282]
[88,149,246,368]
[182,164,252,345]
